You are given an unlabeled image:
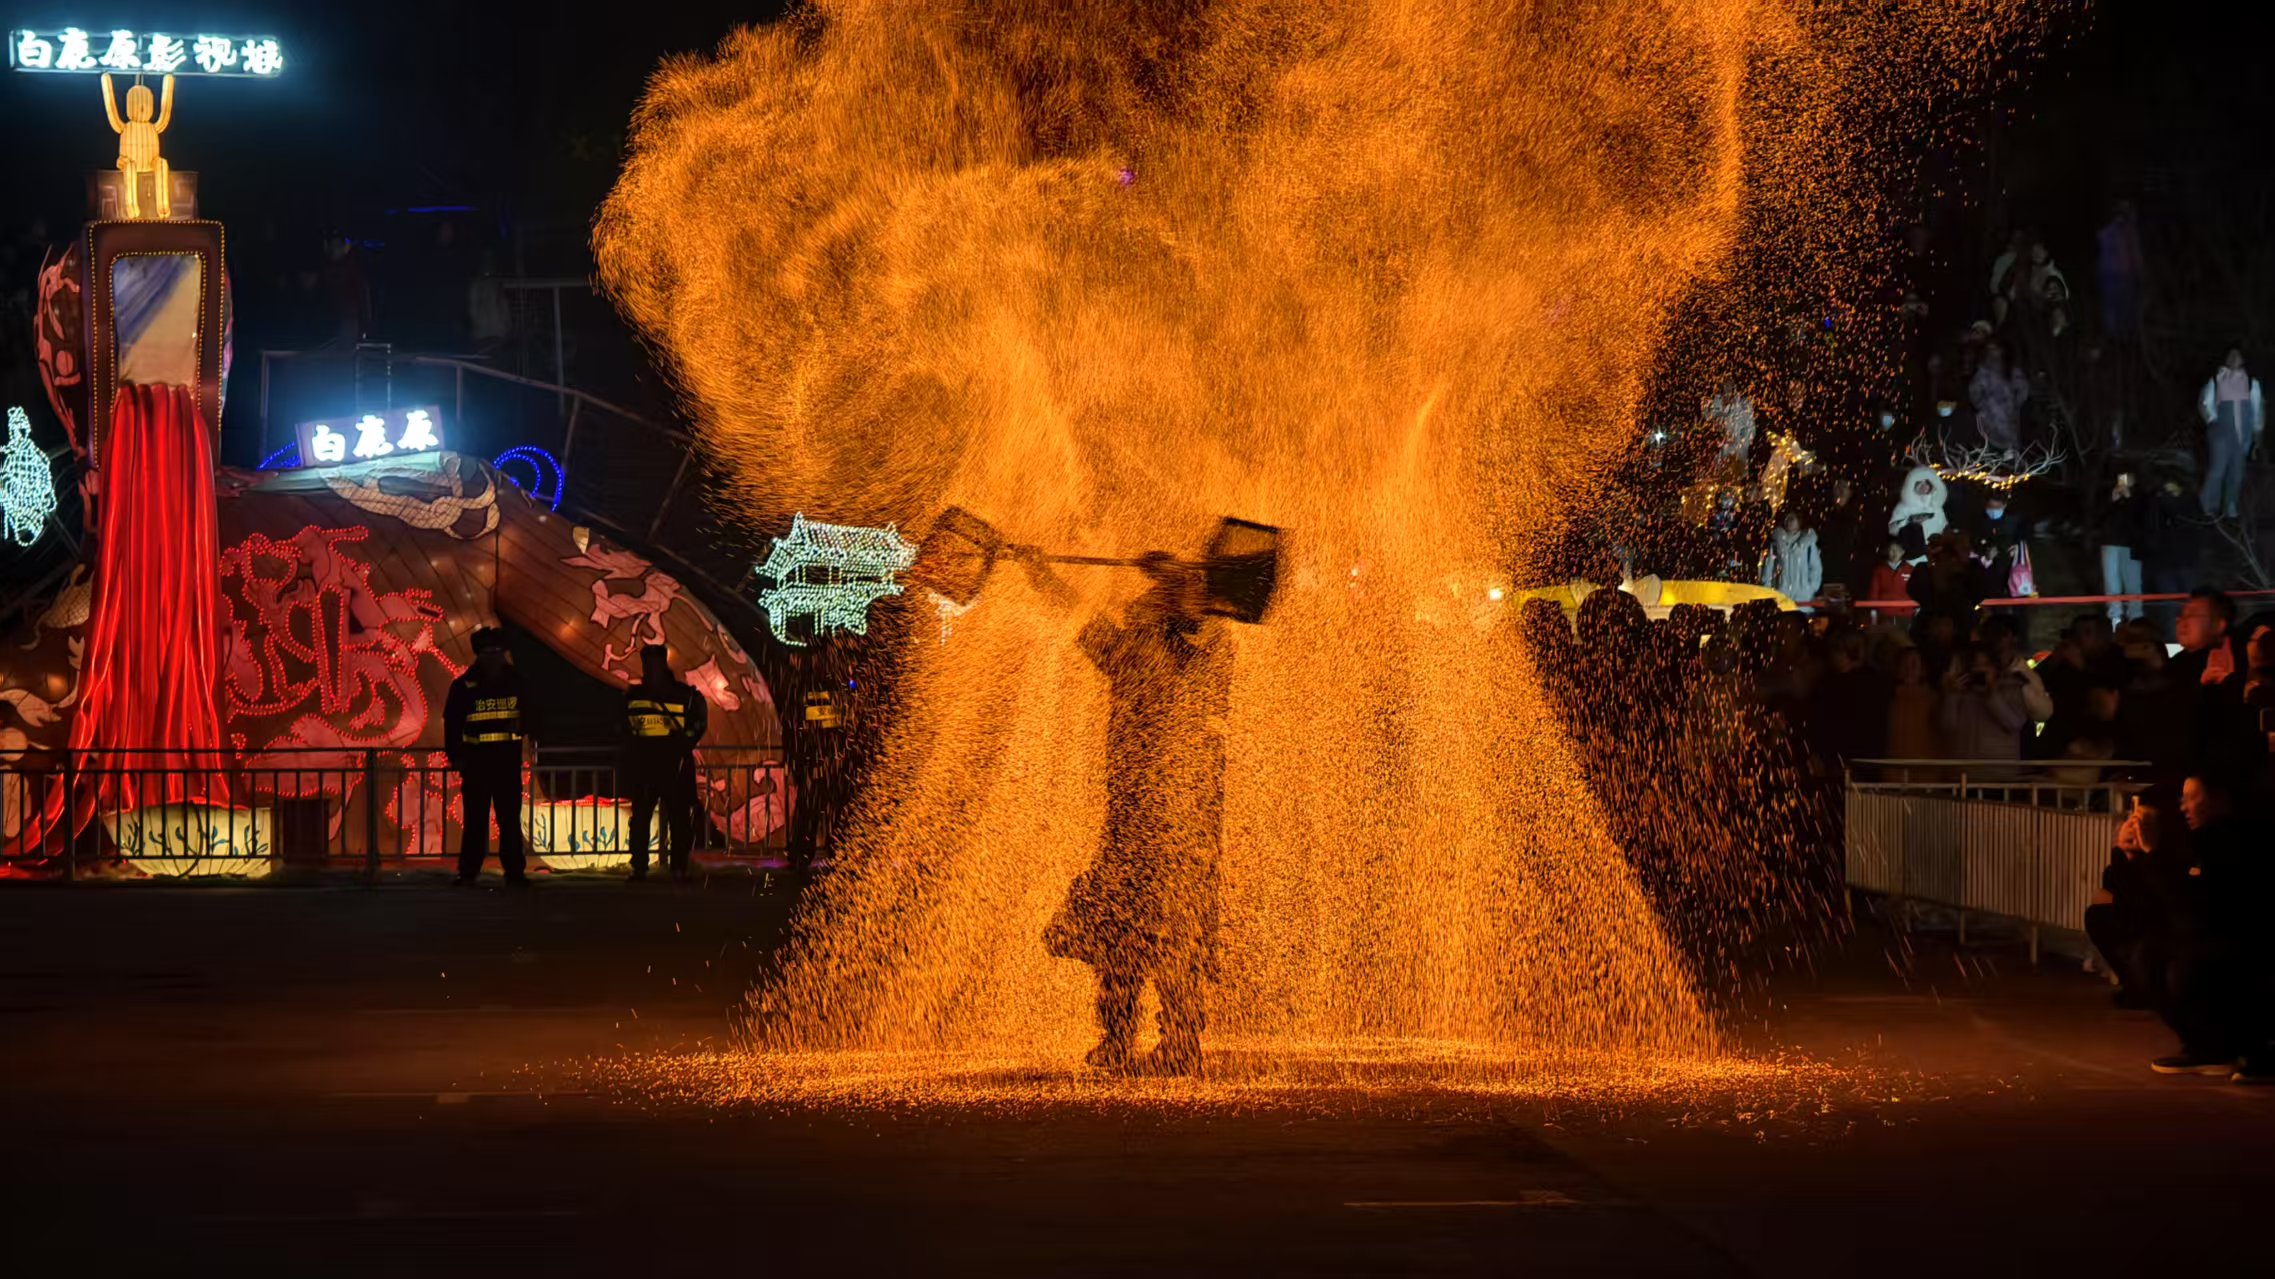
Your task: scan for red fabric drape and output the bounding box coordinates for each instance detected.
[68,383,225,793]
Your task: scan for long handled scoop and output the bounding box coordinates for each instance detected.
[912,506,1282,624]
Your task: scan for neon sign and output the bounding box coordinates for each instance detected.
[11,29,283,76]
[754,513,917,647]
[291,407,446,470]
[1,407,58,547]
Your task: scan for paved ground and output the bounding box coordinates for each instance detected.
[3,877,2270,1275]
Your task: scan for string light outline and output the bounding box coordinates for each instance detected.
[753,513,918,647]
[493,445,566,511]
[1,406,58,547]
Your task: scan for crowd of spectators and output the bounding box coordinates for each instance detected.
[1525,576,2275,1081]
[1550,581,2262,792]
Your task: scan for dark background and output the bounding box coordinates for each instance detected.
[1,2,2269,581]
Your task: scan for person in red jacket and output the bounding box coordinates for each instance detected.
[1866,539,1916,622]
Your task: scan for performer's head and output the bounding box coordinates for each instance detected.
[126,83,155,123]
[1134,552,1204,632]
[640,643,674,684]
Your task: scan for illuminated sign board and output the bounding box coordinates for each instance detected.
[292,407,446,470]
[11,29,284,76]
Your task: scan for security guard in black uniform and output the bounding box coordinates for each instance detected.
[444,627,530,885]
[784,645,852,883]
[622,644,707,881]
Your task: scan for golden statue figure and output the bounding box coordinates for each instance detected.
[101,73,176,219]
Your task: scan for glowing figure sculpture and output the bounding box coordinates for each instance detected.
[351,414,394,459]
[100,71,175,219]
[754,514,917,647]
[1,408,57,547]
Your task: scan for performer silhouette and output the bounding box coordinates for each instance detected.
[1033,550,1232,1077]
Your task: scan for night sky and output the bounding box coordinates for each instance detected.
[3,3,2261,251]
[1,1,2267,436]
[2,3,796,245]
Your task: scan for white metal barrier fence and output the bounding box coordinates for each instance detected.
[1845,760,2146,960]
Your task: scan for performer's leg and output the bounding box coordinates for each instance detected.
[119,160,141,219]
[1087,967,1142,1070]
[1151,949,1208,1076]
[153,157,172,219]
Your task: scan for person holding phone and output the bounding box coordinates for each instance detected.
[2147,776,2272,1082]
[2098,470,2148,626]
[2086,797,2170,1010]
[1938,646,2030,778]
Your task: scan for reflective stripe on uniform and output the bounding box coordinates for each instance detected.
[465,731,521,744]
[626,695,690,738]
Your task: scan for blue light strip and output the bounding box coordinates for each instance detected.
[259,442,300,469]
[493,446,565,512]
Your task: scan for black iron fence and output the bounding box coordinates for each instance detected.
[0,746,789,880]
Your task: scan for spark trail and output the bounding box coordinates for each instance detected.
[597,0,2036,1083]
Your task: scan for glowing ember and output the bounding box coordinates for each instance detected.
[596,1,2032,1084]
[571,1041,1919,1139]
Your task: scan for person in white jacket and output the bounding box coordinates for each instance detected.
[1887,465,1949,563]
[2198,347,2264,519]
[1761,511,1823,607]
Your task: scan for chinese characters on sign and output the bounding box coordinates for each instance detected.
[292,408,447,471]
[11,29,283,76]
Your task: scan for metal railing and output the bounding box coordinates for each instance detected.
[0,745,790,881]
[1844,758,2147,960]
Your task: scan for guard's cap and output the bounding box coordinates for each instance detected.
[471,627,508,653]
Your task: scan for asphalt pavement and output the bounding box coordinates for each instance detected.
[3,877,2270,1276]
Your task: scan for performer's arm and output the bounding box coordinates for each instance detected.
[1009,545,1077,610]
[155,75,174,132]
[101,74,124,133]
[1077,616,1121,672]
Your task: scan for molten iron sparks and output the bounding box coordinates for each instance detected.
[596,1,2037,1086]
[572,1042,1942,1143]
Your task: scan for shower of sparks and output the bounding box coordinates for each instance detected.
[754,512,920,647]
[597,0,2041,1091]
[930,590,976,646]
[570,1042,1966,1144]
